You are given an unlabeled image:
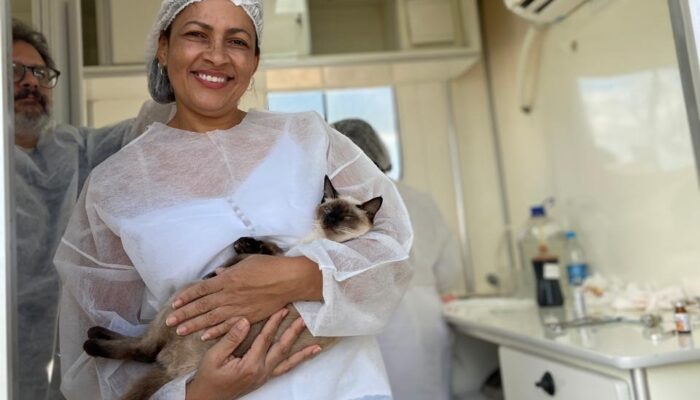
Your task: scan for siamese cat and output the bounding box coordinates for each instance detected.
[83,176,383,400]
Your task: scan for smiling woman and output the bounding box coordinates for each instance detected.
[154,1,259,132]
[53,0,413,399]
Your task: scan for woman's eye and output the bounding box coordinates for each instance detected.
[229,39,249,47]
[186,31,206,39]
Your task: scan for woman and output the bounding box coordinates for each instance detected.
[54,1,413,399]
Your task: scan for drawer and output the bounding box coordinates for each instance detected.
[499,347,631,400]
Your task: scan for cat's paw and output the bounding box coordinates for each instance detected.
[233,237,264,254]
[83,339,108,358]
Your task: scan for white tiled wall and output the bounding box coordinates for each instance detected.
[487,0,700,287]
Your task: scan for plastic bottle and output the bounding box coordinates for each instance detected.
[516,205,566,300]
[564,231,589,317]
[675,301,692,334]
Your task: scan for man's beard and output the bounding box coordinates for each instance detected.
[14,87,52,144]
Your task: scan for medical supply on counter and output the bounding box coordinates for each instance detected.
[674,301,692,334]
[564,231,589,317]
[517,202,566,300]
[581,274,686,313]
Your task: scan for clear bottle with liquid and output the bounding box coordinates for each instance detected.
[516,205,566,300]
[564,231,589,317]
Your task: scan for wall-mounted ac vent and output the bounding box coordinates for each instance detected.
[503,0,588,24]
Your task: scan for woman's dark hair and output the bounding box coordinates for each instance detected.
[11,18,57,70]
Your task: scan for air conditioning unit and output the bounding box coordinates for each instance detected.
[503,0,590,113]
[503,0,588,24]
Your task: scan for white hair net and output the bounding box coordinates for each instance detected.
[331,119,392,173]
[146,0,263,103]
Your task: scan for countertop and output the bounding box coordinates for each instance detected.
[443,298,700,369]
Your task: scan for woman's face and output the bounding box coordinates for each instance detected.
[158,0,259,119]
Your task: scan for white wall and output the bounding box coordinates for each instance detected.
[487,0,699,287]
[450,62,510,294]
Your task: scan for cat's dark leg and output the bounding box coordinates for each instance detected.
[87,326,126,340]
[121,367,174,400]
[83,337,161,363]
[204,238,282,279]
[84,317,170,363]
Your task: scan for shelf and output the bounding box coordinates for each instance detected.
[263,47,479,69]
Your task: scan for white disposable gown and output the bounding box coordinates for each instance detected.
[376,183,463,400]
[15,119,140,400]
[54,110,414,400]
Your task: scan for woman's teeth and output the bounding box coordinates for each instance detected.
[196,73,227,83]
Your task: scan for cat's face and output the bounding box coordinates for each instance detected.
[316,176,383,243]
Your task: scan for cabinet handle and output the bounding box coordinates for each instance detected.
[534,371,556,396]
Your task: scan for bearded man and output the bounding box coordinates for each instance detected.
[12,18,170,399]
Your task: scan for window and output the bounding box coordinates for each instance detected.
[267,87,402,180]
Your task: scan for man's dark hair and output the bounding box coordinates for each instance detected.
[12,18,56,70]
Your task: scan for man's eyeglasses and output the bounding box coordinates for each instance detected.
[12,62,61,89]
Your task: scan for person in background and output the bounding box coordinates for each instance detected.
[332,118,463,400]
[11,18,151,400]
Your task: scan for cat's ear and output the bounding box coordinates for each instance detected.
[322,175,339,202]
[359,196,383,223]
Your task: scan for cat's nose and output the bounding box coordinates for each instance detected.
[324,214,340,226]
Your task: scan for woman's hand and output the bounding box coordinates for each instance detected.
[186,308,322,400]
[166,254,322,339]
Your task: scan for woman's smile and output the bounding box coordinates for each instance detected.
[192,70,232,89]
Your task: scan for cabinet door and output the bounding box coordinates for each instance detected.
[103,0,162,64]
[262,0,310,57]
[499,347,631,400]
[405,0,456,45]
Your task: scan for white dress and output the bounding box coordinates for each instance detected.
[54,110,414,400]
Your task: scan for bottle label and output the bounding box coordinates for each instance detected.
[543,263,561,280]
[675,313,692,333]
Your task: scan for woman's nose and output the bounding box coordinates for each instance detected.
[205,42,227,65]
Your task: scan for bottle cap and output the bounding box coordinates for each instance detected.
[676,301,687,308]
[566,231,577,240]
[531,206,545,217]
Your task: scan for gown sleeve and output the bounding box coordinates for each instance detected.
[54,175,189,400]
[288,117,414,337]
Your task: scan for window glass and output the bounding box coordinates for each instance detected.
[326,87,400,180]
[267,87,402,180]
[267,90,325,116]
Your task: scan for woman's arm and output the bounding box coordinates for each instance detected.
[55,175,161,400]
[55,177,319,400]
[165,255,322,338]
